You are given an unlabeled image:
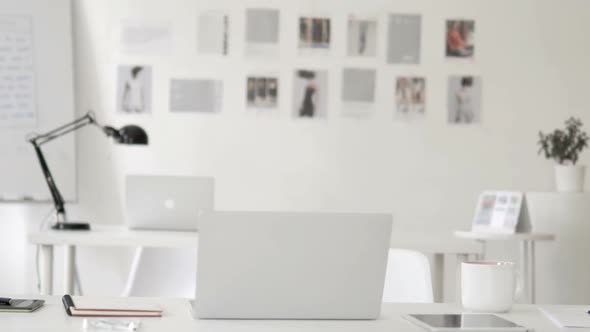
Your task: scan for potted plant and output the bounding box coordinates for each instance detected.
[538,117,589,192]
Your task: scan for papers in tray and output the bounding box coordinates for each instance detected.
[540,306,590,328]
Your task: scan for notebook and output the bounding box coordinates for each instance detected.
[540,306,590,328]
[62,295,162,317]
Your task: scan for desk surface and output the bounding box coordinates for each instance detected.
[28,226,482,254]
[0,296,576,332]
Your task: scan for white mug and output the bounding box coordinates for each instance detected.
[461,261,521,312]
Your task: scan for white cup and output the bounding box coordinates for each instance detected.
[461,261,521,312]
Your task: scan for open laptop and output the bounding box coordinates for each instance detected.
[194,211,392,319]
[125,175,214,231]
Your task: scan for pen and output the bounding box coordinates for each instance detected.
[0,297,11,305]
[62,294,75,316]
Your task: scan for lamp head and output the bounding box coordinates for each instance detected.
[103,125,148,145]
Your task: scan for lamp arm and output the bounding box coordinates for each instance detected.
[31,142,66,220]
[28,112,97,146]
[27,111,102,222]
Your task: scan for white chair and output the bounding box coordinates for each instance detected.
[123,247,197,297]
[382,249,433,303]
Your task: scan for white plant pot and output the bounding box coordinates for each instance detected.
[554,164,586,192]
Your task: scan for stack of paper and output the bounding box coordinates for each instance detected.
[540,307,590,328]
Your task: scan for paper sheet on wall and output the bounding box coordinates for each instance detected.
[197,11,228,55]
[119,20,172,55]
[245,9,279,57]
[170,79,222,113]
[387,14,421,64]
[246,74,279,114]
[341,68,376,118]
[0,16,36,127]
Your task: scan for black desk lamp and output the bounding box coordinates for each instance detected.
[27,111,148,231]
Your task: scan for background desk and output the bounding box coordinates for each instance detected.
[28,227,483,301]
[0,295,576,331]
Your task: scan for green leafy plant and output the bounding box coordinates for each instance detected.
[538,117,589,165]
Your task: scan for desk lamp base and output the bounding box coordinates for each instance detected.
[51,222,91,231]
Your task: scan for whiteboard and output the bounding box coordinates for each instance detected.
[0,0,75,201]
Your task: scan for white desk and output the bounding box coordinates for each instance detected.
[28,228,200,296]
[28,227,483,301]
[0,295,579,331]
[454,231,556,304]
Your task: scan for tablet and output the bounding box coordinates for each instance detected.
[0,299,45,313]
[404,314,529,331]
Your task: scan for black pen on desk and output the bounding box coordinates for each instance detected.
[62,294,75,316]
[0,297,11,305]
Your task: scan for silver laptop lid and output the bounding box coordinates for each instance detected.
[195,211,392,319]
[125,175,214,231]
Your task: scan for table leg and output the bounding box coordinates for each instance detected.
[432,253,445,303]
[530,241,536,304]
[476,240,487,261]
[519,240,531,303]
[74,264,84,295]
[455,254,469,304]
[122,246,144,297]
[64,245,76,295]
[39,245,54,295]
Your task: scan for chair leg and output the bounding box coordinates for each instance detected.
[455,254,470,304]
[432,254,445,303]
[74,265,83,295]
[476,240,487,261]
[122,247,144,297]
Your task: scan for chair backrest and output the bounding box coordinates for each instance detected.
[382,249,433,303]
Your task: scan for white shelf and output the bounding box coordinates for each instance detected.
[454,231,555,241]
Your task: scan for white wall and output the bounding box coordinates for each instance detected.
[2,0,590,298]
[72,0,590,229]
